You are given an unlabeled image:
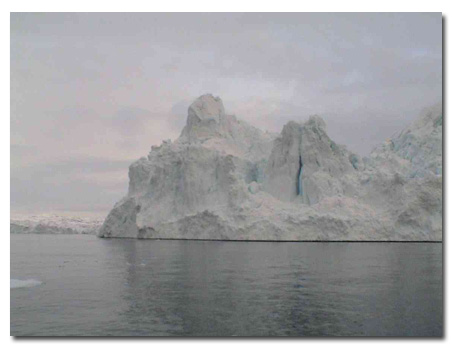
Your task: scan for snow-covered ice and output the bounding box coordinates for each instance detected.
[99,94,442,241]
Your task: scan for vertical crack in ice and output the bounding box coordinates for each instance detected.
[296,156,303,196]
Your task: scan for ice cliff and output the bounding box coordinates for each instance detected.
[99,95,442,241]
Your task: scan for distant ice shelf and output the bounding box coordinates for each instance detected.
[11,279,42,289]
[10,213,103,235]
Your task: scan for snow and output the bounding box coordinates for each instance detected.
[97,95,442,241]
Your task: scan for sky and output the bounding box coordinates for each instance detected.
[10,13,442,215]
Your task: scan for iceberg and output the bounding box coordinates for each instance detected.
[99,95,442,241]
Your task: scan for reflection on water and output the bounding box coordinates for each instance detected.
[11,235,442,336]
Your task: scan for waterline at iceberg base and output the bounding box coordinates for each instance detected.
[99,94,442,241]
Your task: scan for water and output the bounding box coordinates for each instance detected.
[11,234,443,337]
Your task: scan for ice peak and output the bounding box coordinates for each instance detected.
[280,115,326,136]
[306,115,326,130]
[179,94,274,158]
[188,94,225,123]
[179,94,226,142]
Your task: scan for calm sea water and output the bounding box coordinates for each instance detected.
[11,234,442,337]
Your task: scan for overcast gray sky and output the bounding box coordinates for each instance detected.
[11,13,442,214]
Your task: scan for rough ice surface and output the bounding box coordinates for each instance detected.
[10,213,103,235]
[99,94,442,241]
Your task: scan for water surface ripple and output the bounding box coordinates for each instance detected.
[11,235,443,336]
